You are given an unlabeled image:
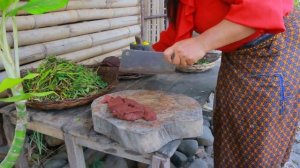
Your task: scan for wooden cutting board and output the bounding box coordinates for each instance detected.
[91,90,203,154]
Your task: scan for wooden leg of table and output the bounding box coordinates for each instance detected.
[3,115,29,168]
[64,134,86,168]
[151,154,170,168]
[0,114,6,146]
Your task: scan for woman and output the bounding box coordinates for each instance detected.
[153,0,299,167]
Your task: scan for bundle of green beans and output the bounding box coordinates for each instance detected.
[23,57,108,101]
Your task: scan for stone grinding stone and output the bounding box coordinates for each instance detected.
[91,90,203,154]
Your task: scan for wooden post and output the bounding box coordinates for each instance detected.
[64,134,86,168]
[2,115,29,168]
[0,114,6,146]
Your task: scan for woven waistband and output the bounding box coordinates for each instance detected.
[242,33,275,49]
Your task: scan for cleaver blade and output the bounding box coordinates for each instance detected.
[119,49,176,74]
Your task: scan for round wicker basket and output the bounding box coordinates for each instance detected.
[176,61,218,73]
[22,63,118,110]
[176,50,221,73]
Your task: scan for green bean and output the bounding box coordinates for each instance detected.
[23,56,108,101]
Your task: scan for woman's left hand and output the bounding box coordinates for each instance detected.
[164,37,207,67]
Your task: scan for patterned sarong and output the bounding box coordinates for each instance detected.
[213,9,300,168]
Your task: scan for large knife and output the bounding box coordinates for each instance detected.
[119,49,176,74]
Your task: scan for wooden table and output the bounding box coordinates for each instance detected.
[0,61,220,168]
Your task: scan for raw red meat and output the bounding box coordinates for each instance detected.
[102,96,157,121]
[101,95,113,103]
[143,107,157,121]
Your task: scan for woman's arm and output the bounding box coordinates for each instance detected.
[164,19,256,66]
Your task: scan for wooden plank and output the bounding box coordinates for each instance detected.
[0,104,16,115]
[2,116,64,139]
[0,102,9,108]
[0,104,87,140]
[151,154,170,168]
[64,134,86,168]
[62,107,93,138]
[3,115,29,168]
[27,122,64,140]
[0,114,6,146]
[76,137,152,164]
[29,105,89,130]
[62,108,152,164]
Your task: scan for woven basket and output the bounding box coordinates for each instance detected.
[176,50,221,73]
[176,61,218,73]
[22,63,118,110]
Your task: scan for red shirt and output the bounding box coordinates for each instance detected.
[152,0,294,52]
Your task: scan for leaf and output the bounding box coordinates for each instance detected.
[0,74,39,93]
[0,78,23,93]
[8,0,68,16]
[23,73,39,80]
[0,0,17,10]
[0,91,55,102]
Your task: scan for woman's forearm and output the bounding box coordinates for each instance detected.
[196,20,256,52]
[164,19,256,66]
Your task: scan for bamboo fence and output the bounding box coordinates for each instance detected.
[0,0,141,74]
[142,0,166,43]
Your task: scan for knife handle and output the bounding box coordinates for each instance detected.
[135,36,142,45]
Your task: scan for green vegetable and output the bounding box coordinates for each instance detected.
[195,59,210,65]
[295,0,299,7]
[23,57,108,101]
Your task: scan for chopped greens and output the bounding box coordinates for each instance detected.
[195,59,210,65]
[23,57,108,101]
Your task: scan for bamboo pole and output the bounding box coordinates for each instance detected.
[0,0,140,16]
[58,36,135,62]
[0,25,141,70]
[3,7,140,31]
[145,0,151,42]
[78,47,128,65]
[20,60,42,70]
[65,0,139,10]
[7,16,140,46]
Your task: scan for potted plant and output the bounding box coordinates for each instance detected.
[0,0,68,167]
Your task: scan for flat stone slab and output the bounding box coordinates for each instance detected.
[91,90,203,154]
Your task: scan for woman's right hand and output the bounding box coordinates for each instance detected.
[164,36,208,67]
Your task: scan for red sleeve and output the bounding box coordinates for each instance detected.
[152,0,195,52]
[152,24,176,52]
[223,0,294,33]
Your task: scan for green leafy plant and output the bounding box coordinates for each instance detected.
[89,159,104,168]
[0,0,68,167]
[29,132,47,165]
[295,0,299,7]
[23,57,108,101]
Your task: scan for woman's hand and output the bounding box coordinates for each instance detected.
[164,36,208,67]
[162,20,256,67]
